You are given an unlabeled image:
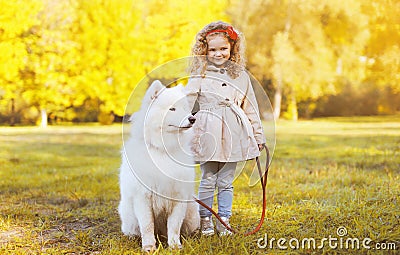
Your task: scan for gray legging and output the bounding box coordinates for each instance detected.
[198,161,237,218]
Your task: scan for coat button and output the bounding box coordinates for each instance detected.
[222,83,227,86]
[220,69,225,74]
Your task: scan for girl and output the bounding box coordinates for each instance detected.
[185,21,266,236]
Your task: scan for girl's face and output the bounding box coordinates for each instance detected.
[206,35,231,67]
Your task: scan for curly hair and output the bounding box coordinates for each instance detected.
[189,21,246,79]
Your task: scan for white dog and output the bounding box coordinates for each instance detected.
[118,80,199,251]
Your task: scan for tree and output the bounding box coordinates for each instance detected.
[0,0,43,125]
[229,0,338,120]
[1,0,231,125]
[19,0,84,127]
[365,0,400,91]
[72,0,231,119]
[229,0,394,119]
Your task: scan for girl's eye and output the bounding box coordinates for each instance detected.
[169,107,176,111]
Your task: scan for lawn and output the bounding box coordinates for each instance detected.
[0,116,399,254]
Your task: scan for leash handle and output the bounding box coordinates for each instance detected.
[194,146,270,236]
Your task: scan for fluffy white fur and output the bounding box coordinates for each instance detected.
[118,80,199,251]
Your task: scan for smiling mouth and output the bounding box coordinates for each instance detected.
[210,58,228,64]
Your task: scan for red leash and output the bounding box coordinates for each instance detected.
[194,146,270,236]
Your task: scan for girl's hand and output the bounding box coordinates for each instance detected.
[258,144,265,151]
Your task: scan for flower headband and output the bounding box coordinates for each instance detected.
[205,26,238,41]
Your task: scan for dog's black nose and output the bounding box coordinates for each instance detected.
[188,116,196,124]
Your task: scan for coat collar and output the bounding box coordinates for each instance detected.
[206,65,227,74]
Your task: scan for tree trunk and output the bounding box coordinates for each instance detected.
[40,109,48,128]
[10,98,15,126]
[290,91,298,121]
[273,64,283,120]
[273,4,292,120]
[336,58,343,75]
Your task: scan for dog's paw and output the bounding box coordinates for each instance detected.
[168,238,183,250]
[142,244,156,253]
[121,221,140,237]
[169,243,183,250]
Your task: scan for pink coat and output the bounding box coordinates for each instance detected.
[185,66,266,162]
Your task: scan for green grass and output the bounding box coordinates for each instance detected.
[0,117,399,254]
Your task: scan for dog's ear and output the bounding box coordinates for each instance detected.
[142,80,165,105]
[174,83,186,94]
[175,83,183,89]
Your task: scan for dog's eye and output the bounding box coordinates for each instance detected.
[169,107,176,111]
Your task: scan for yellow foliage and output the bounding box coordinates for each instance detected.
[0,0,399,122]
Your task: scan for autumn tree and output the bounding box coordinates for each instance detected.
[229,0,375,120]
[1,0,231,125]
[364,0,400,113]
[20,0,83,127]
[4,0,398,124]
[0,0,43,125]
[66,0,232,122]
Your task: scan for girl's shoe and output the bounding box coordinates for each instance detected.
[216,216,232,236]
[200,217,215,236]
